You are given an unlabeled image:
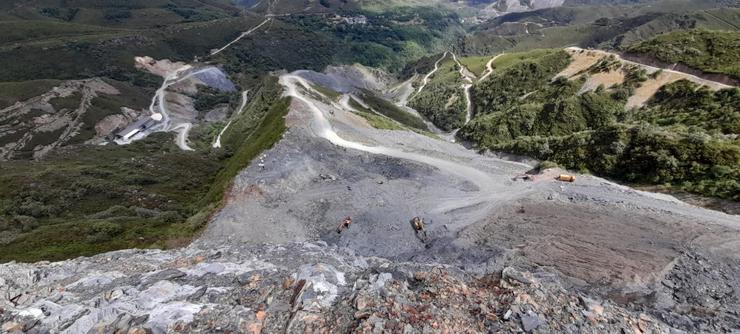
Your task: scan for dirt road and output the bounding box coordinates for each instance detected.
[451,52,474,124]
[413,52,449,98]
[210,18,271,57]
[213,90,249,149]
[479,53,504,82]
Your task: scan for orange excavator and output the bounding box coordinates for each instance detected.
[556,174,576,183]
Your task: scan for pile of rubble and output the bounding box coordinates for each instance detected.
[0,242,678,333]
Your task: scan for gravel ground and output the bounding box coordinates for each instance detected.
[203,69,740,331]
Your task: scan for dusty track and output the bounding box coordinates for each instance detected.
[213,90,249,149]
[413,52,449,99]
[210,18,271,56]
[479,54,504,82]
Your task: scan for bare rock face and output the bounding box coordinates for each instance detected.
[493,0,565,12]
[479,0,566,16]
[0,243,679,334]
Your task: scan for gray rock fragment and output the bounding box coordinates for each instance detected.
[520,311,542,332]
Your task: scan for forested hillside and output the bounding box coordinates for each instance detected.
[460,49,740,200]
[408,54,468,131]
[628,29,740,80]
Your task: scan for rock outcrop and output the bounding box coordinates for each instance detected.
[1,242,676,334]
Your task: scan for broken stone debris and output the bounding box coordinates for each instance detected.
[0,244,677,333]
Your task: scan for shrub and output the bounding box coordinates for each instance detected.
[12,215,39,233]
[87,220,123,243]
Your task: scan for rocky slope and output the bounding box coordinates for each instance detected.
[0,242,679,334]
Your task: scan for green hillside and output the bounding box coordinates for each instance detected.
[0,77,290,263]
[460,49,740,200]
[461,4,740,56]
[408,54,468,131]
[628,29,740,79]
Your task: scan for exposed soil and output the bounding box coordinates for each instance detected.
[201,67,740,331]
[561,47,732,109]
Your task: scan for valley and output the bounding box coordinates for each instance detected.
[0,0,739,333]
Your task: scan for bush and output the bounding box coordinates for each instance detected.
[628,29,740,79]
[12,215,39,233]
[87,220,123,243]
[88,205,136,219]
[157,211,184,225]
[538,160,559,170]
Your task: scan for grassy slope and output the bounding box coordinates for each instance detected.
[359,90,429,131]
[628,29,740,79]
[469,49,571,118]
[458,55,491,77]
[0,80,61,109]
[0,134,222,262]
[348,96,405,130]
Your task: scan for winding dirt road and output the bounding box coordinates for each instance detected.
[478,54,503,83]
[413,52,449,98]
[213,90,250,149]
[451,52,474,125]
[280,74,501,212]
[147,67,217,150]
[210,18,271,57]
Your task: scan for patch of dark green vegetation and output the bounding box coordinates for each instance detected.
[470,49,572,116]
[461,49,739,200]
[2,1,241,28]
[0,77,290,263]
[359,90,429,131]
[0,14,265,84]
[401,53,444,80]
[0,134,221,262]
[284,7,460,71]
[0,80,61,109]
[23,127,66,151]
[218,18,339,86]
[218,8,462,83]
[48,93,81,111]
[408,56,467,131]
[628,29,740,80]
[633,80,739,135]
[193,86,238,114]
